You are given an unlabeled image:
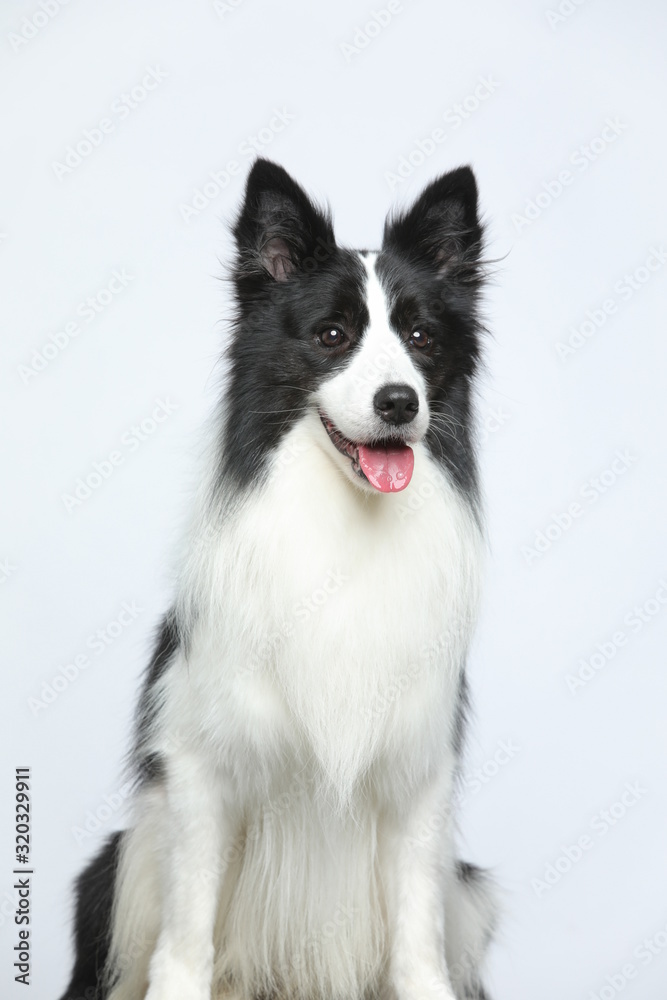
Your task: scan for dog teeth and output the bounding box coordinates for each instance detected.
[320,411,363,471]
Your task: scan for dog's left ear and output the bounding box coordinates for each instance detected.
[233,159,335,282]
[382,166,482,275]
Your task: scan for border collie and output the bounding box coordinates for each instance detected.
[60,159,497,1000]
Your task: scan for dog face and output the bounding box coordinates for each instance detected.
[313,253,430,492]
[223,159,485,496]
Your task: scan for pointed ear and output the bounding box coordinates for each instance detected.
[233,159,336,282]
[382,166,482,275]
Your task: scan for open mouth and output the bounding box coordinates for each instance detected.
[319,412,414,493]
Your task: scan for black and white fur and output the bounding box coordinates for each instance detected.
[60,159,497,1000]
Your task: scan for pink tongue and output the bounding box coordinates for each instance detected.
[358,444,414,493]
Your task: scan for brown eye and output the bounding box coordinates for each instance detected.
[319,327,346,348]
[410,330,431,349]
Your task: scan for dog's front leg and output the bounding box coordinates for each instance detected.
[145,751,235,1000]
[387,766,458,1000]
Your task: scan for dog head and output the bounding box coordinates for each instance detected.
[224,159,485,496]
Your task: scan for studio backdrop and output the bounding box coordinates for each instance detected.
[2,1,666,998]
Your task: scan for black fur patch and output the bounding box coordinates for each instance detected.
[455,860,496,1000]
[457,858,483,884]
[218,160,371,491]
[452,670,471,757]
[58,832,121,1000]
[463,988,491,1000]
[378,167,485,500]
[133,610,179,782]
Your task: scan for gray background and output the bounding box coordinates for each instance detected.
[2,0,666,997]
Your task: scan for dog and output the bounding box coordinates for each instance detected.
[60,158,497,1000]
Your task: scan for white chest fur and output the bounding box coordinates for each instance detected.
[168,414,483,812]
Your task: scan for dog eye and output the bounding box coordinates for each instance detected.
[318,327,346,348]
[410,330,431,349]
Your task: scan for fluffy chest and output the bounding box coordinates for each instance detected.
[179,423,482,802]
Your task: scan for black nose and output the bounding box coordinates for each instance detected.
[373,384,419,425]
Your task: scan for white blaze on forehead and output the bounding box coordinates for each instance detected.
[359,252,410,379]
[316,252,429,444]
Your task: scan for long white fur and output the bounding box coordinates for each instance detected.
[105,254,495,1000]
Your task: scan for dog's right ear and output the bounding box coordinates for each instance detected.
[233,159,335,282]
